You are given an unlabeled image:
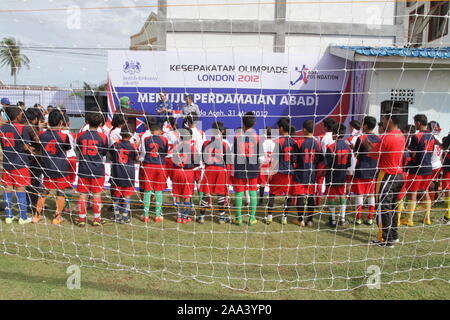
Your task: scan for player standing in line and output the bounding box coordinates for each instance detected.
[264,118,296,225]
[141,122,169,223]
[352,116,379,225]
[402,114,436,226]
[197,121,231,224]
[292,120,323,227]
[137,116,155,199]
[163,116,180,191]
[109,128,139,224]
[172,128,200,224]
[316,117,336,207]
[232,112,261,226]
[258,127,275,206]
[363,112,406,247]
[441,132,450,224]
[76,112,109,227]
[33,110,72,224]
[61,114,77,214]
[345,120,362,190]
[183,113,206,206]
[324,123,352,227]
[23,108,45,217]
[0,106,33,224]
[427,121,442,204]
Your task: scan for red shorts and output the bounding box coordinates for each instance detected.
[43,176,72,190]
[2,167,31,187]
[398,172,408,200]
[138,165,146,191]
[292,183,316,196]
[346,175,354,184]
[233,177,258,193]
[113,186,135,198]
[351,178,376,195]
[258,174,269,186]
[406,174,433,193]
[172,169,195,199]
[442,171,450,190]
[77,176,105,194]
[67,157,77,184]
[143,164,167,192]
[432,168,442,180]
[165,158,175,180]
[199,166,228,195]
[325,185,346,197]
[194,169,203,183]
[269,173,293,196]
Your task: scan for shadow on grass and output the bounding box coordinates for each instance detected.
[0,269,222,299]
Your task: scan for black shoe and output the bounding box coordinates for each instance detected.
[119,217,130,224]
[370,240,394,248]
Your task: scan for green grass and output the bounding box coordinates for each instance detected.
[0,194,449,299]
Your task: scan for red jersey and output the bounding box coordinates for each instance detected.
[373,129,406,175]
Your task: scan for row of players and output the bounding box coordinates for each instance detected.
[0,105,449,231]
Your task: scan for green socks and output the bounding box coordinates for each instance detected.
[249,190,257,221]
[235,192,244,220]
[143,191,153,217]
[155,191,163,217]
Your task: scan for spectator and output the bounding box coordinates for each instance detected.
[156,91,173,125]
[17,101,25,110]
[1,97,11,121]
[181,94,200,117]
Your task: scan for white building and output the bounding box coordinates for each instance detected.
[129,0,450,135]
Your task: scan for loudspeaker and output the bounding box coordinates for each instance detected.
[380,100,409,130]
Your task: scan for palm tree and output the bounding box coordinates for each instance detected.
[0,37,30,85]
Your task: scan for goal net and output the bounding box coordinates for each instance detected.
[0,0,449,293]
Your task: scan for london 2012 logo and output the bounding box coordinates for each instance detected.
[123,60,142,75]
[290,65,310,86]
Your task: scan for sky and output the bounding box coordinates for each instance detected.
[0,0,157,88]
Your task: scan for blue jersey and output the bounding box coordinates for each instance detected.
[0,122,31,171]
[233,129,261,179]
[272,136,296,175]
[143,135,168,165]
[353,134,380,180]
[110,140,137,187]
[40,129,71,178]
[76,130,108,178]
[294,137,323,185]
[408,131,436,176]
[324,139,352,185]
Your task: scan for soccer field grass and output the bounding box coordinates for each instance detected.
[0,194,449,299]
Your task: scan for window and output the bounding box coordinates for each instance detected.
[407,1,417,8]
[428,1,449,42]
[408,5,425,47]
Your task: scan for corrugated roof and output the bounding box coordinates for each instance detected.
[337,46,450,59]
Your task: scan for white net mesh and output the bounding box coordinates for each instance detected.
[0,0,449,293]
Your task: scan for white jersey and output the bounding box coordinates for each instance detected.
[108,127,122,147]
[320,132,334,154]
[80,123,110,136]
[163,130,180,159]
[61,129,77,158]
[191,127,206,154]
[259,138,276,165]
[138,130,153,162]
[431,135,443,170]
[346,129,361,176]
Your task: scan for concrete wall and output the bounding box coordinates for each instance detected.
[166,32,275,52]
[166,0,275,20]
[364,63,450,135]
[286,0,396,25]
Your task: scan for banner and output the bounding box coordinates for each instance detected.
[107,51,353,133]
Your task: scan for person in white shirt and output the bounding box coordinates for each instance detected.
[428,121,443,203]
[258,127,276,205]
